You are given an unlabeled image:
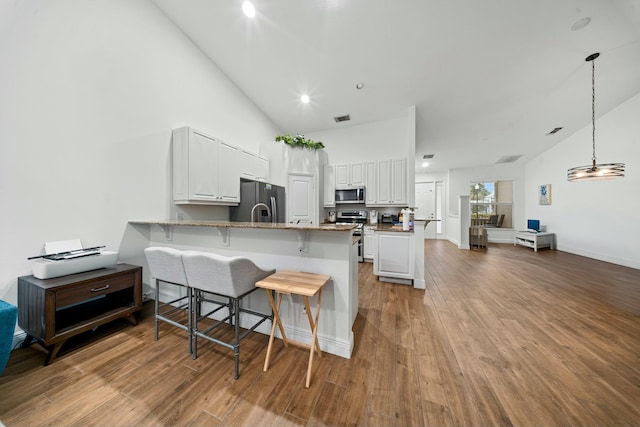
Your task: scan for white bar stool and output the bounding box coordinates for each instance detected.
[181,251,275,379]
[144,247,192,354]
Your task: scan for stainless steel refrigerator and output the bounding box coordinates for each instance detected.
[229,179,286,223]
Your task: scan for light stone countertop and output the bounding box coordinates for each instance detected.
[129,219,358,232]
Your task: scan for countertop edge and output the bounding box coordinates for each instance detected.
[129,220,358,232]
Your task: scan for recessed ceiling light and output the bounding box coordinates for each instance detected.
[242,1,256,18]
[356,82,364,90]
[422,162,429,168]
[571,17,591,31]
[301,94,310,104]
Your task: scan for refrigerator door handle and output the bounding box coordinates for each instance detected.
[270,196,277,224]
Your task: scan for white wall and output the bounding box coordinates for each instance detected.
[526,92,640,269]
[0,0,281,304]
[444,164,526,245]
[304,116,409,164]
[304,111,416,210]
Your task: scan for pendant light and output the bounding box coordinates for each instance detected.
[567,53,625,181]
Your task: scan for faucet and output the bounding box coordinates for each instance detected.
[250,203,271,223]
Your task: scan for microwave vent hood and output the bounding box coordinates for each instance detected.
[335,187,365,204]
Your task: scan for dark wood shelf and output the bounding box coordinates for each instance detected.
[18,264,142,365]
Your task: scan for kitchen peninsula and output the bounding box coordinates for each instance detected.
[128,220,359,358]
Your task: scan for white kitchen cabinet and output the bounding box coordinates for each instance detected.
[323,164,335,207]
[335,163,365,187]
[390,158,407,204]
[363,225,376,261]
[287,173,317,225]
[365,161,377,205]
[172,126,240,205]
[367,158,407,206]
[240,149,270,182]
[373,231,415,284]
[256,156,269,182]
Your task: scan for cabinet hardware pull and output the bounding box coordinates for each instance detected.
[91,285,110,292]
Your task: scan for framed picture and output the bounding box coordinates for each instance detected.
[538,184,552,205]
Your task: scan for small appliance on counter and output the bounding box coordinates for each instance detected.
[401,208,415,231]
[380,213,398,224]
[369,209,378,225]
[328,211,336,223]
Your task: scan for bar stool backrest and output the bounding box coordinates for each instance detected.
[182,251,274,298]
[144,247,189,286]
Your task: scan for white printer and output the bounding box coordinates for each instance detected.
[29,239,118,279]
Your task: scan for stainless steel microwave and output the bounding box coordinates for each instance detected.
[335,187,365,204]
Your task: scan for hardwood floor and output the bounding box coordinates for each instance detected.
[1,240,640,426]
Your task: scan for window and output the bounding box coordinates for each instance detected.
[470,180,513,228]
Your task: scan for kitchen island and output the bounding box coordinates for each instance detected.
[370,220,434,289]
[128,220,359,358]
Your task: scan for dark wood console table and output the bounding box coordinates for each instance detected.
[18,263,142,365]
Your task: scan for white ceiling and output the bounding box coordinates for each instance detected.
[152,0,640,172]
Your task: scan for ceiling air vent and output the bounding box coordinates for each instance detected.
[422,154,434,159]
[334,114,351,123]
[496,154,522,164]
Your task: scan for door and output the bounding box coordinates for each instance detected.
[287,174,316,224]
[415,181,444,238]
[415,182,435,238]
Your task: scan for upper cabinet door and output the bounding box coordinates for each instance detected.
[377,160,391,204]
[335,162,365,187]
[256,156,269,182]
[365,161,377,205]
[172,126,240,205]
[240,150,258,181]
[390,158,406,204]
[335,164,350,187]
[240,150,270,182]
[187,130,218,201]
[217,141,240,202]
[323,164,335,207]
[350,163,365,186]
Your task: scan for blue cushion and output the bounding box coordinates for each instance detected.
[0,300,18,375]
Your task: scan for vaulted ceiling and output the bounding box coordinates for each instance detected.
[152,0,640,172]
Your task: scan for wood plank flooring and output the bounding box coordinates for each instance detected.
[1,240,640,426]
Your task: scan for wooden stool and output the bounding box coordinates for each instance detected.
[256,270,330,388]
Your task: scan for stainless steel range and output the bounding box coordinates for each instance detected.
[336,210,367,262]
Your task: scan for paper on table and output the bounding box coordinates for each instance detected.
[44,239,83,255]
